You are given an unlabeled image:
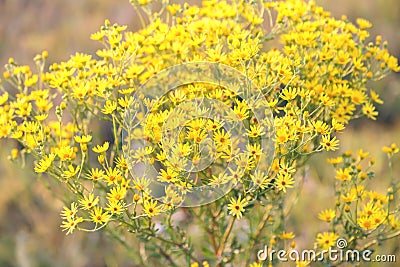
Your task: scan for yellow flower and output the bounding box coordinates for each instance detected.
[318,209,336,223]
[250,170,270,189]
[276,127,289,144]
[341,192,357,203]
[335,50,350,65]
[335,168,352,181]
[106,186,127,202]
[327,156,343,166]
[278,231,295,239]
[370,90,384,104]
[275,173,295,193]
[246,124,264,138]
[74,134,92,144]
[359,201,381,218]
[106,200,125,215]
[362,102,378,120]
[176,142,192,157]
[91,206,111,224]
[118,95,134,108]
[158,168,179,183]
[34,114,48,121]
[10,148,19,160]
[3,71,10,79]
[358,149,370,159]
[233,101,250,120]
[0,93,9,105]
[320,93,335,107]
[296,261,311,267]
[350,90,367,105]
[207,119,224,132]
[209,173,230,187]
[60,202,79,220]
[62,164,80,179]
[138,0,151,5]
[382,143,399,155]
[72,84,89,99]
[118,87,136,95]
[101,100,117,114]
[21,121,40,133]
[357,216,376,231]
[79,193,99,210]
[61,216,83,235]
[24,74,38,87]
[55,146,75,161]
[34,153,56,173]
[213,129,231,149]
[143,199,162,217]
[133,177,150,192]
[316,232,338,250]
[331,118,345,132]
[92,141,110,153]
[388,215,400,229]
[312,120,330,135]
[356,18,372,29]
[247,143,263,159]
[206,44,227,62]
[169,89,186,103]
[105,167,122,185]
[167,4,181,16]
[90,31,105,41]
[278,161,296,175]
[320,135,339,151]
[3,0,400,244]
[367,190,388,204]
[86,168,105,181]
[115,156,128,170]
[280,87,297,101]
[227,195,248,219]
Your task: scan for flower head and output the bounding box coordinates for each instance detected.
[227,195,248,219]
[275,173,295,193]
[93,141,110,153]
[316,232,338,250]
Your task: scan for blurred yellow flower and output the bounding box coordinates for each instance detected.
[92,141,110,153]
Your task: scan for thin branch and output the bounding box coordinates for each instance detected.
[217,216,236,258]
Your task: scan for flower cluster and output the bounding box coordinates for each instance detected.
[305,147,400,264]
[1,0,399,266]
[327,148,398,231]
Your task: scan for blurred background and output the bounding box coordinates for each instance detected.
[0,0,399,266]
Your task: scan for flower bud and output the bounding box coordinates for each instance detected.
[98,155,105,164]
[3,71,10,79]
[11,148,18,159]
[81,143,88,152]
[60,102,67,110]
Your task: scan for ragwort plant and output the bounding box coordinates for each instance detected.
[1,0,399,266]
